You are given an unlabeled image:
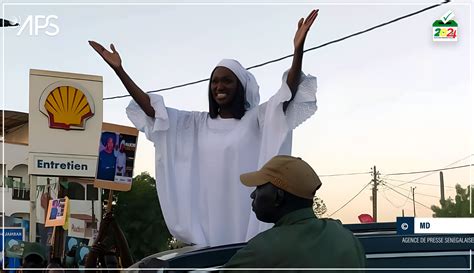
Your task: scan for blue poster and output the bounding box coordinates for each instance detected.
[1,227,25,269]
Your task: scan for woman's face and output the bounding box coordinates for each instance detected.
[105,137,114,152]
[210,67,240,107]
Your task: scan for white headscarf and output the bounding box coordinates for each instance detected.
[215,59,260,110]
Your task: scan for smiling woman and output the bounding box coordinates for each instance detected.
[89,9,319,247]
[209,66,245,119]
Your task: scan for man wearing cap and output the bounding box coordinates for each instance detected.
[223,155,366,270]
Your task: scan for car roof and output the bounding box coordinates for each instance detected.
[130,222,474,271]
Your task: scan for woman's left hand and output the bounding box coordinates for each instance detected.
[294,9,319,51]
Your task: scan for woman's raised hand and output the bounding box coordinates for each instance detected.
[294,9,318,51]
[89,40,122,70]
[89,40,155,117]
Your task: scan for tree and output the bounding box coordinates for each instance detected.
[431,184,473,217]
[114,172,172,261]
[313,196,327,217]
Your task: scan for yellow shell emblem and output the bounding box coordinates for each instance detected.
[43,86,94,130]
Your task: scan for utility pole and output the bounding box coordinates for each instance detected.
[439,171,445,201]
[91,198,95,225]
[371,166,378,222]
[29,175,37,242]
[53,179,66,259]
[411,186,417,217]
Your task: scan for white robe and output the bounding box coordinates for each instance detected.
[115,150,127,176]
[126,71,317,246]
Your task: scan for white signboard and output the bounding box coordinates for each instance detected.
[68,218,86,239]
[28,69,103,177]
[29,154,97,177]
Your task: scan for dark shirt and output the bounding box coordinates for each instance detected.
[49,207,57,220]
[98,150,116,181]
[224,208,366,272]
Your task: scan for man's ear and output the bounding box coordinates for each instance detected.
[274,189,285,207]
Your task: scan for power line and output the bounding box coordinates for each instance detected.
[319,171,371,178]
[410,192,440,199]
[390,155,473,187]
[306,160,470,180]
[328,181,372,217]
[103,0,450,101]
[383,183,432,210]
[103,78,210,100]
[321,162,470,182]
[381,183,410,208]
[316,163,470,180]
[382,164,473,177]
[315,155,472,179]
[308,162,469,179]
[246,0,449,71]
[380,155,472,190]
[383,178,456,189]
[444,154,473,166]
[382,181,441,199]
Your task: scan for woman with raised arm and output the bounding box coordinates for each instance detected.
[89,9,319,247]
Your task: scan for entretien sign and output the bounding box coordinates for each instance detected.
[29,154,97,177]
[29,69,103,177]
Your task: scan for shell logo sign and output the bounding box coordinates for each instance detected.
[39,83,95,130]
[29,69,103,178]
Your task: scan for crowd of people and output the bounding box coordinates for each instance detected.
[13,212,132,272]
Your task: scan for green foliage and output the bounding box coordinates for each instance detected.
[431,184,473,217]
[114,172,172,261]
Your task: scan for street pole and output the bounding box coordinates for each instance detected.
[29,175,37,242]
[372,166,378,222]
[412,186,416,217]
[439,171,445,201]
[53,179,66,259]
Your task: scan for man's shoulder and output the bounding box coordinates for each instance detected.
[246,229,273,247]
[245,225,294,252]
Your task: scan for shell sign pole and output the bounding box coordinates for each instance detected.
[28,69,102,244]
[28,69,103,177]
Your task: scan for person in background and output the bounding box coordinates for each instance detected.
[44,259,64,273]
[97,136,117,181]
[85,212,133,271]
[49,199,59,220]
[114,139,127,177]
[20,242,47,272]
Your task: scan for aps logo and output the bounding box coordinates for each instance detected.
[12,15,59,36]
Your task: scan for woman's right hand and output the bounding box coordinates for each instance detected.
[89,40,122,70]
[89,40,155,117]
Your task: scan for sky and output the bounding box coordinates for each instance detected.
[2,0,472,224]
